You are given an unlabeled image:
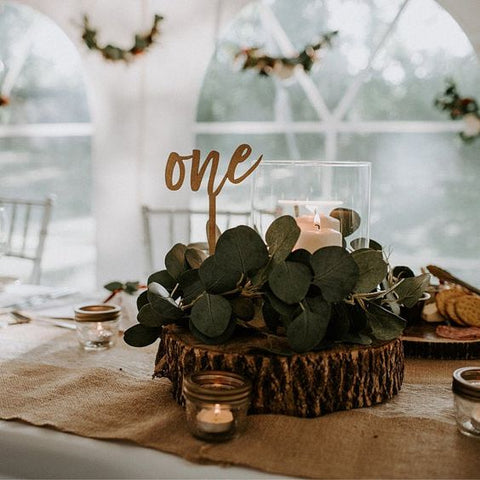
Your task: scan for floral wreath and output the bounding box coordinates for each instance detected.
[81,14,164,63]
[434,80,480,143]
[234,31,338,79]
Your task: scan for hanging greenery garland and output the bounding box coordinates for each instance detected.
[434,80,480,143]
[81,14,164,63]
[234,31,338,79]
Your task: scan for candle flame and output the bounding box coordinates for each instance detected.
[313,209,321,230]
[214,403,222,416]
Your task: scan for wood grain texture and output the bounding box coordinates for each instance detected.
[155,325,404,417]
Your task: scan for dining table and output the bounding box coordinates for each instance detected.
[0,282,479,479]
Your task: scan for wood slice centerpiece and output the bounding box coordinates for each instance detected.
[155,325,404,418]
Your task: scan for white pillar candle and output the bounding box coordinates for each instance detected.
[294,215,342,253]
[196,403,234,433]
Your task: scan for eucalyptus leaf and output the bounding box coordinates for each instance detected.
[394,273,430,308]
[104,281,123,292]
[124,281,140,295]
[215,225,269,275]
[148,290,184,321]
[189,317,236,345]
[326,303,351,341]
[265,291,299,317]
[123,324,160,347]
[178,269,204,305]
[286,249,313,272]
[147,270,178,297]
[365,302,406,341]
[185,248,207,269]
[351,248,388,293]
[269,261,311,304]
[311,246,359,302]
[198,255,242,294]
[265,215,300,264]
[190,294,232,338]
[165,243,187,280]
[330,208,361,237]
[187,241,209,251]
[137,303,166,327]
[342,332,372,345]
[287,307,330,353]
[304,296,331,319]
[136,290,149,311]
[148,282,171,299]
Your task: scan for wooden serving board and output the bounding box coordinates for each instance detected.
[155,325,404,418]
[402,322,480,360]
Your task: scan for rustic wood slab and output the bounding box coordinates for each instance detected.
[155,325,404,418]
[402,322,480,360]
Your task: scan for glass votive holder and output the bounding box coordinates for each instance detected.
[452,367,480,438]
[183,370,252,442]
[74,304,121,351]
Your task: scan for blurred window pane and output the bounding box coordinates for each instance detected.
[0,2,93,288]
[197,0,480,285]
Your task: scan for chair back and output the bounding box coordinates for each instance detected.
[0,195,55,284]
[141,206,251,272]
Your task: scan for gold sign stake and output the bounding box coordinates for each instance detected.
[165,144,262,254]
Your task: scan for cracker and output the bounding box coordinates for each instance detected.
[455,296,480,327]
[435,289,465,317]
[445,295,467,326]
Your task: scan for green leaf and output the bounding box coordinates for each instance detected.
[148,282,171,299]
[137,304,166,327]
[286,249,312,271]
[190,294,232,338]
[394,273,430,308]
[215,225,269,275]
[304,296,331,318]
[165,243,187,280]
[198,255,242,294]
[189,317,236,345]
[136,290,149,311]
[185,248,207,269]
[123,324,160,347]
[148,285,184,321]
[265,215,300,264]
[178,269,204,305]
[329,208,361,237]
[268,261,311,304]
[342,332,372,345]
[147,270,178,297]
[104,281,124,292]
[124,281,140,295]
[265,291,299,317]
[327,303,351,341]
[311,246,359,302]
[365,302,406,341]
[351,248,388,293]
[287,307,330,353]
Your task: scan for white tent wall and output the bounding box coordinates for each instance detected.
[8,0,480,286]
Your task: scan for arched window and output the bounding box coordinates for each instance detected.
[0,2,93,287]
[196,0,480,285]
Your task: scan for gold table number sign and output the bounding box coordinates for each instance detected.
[165,144,262,254]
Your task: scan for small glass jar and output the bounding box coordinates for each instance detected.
[183,371,252,442]
[74,304,121,351]
[452,367,480,438]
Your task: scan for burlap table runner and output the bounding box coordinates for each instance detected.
[1,325,480,479]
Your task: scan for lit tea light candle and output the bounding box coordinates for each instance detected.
[278,199,343,217]
[294,210,342,253]
[196,403,234,433]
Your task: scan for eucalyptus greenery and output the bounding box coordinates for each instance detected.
[124,214,429,354]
